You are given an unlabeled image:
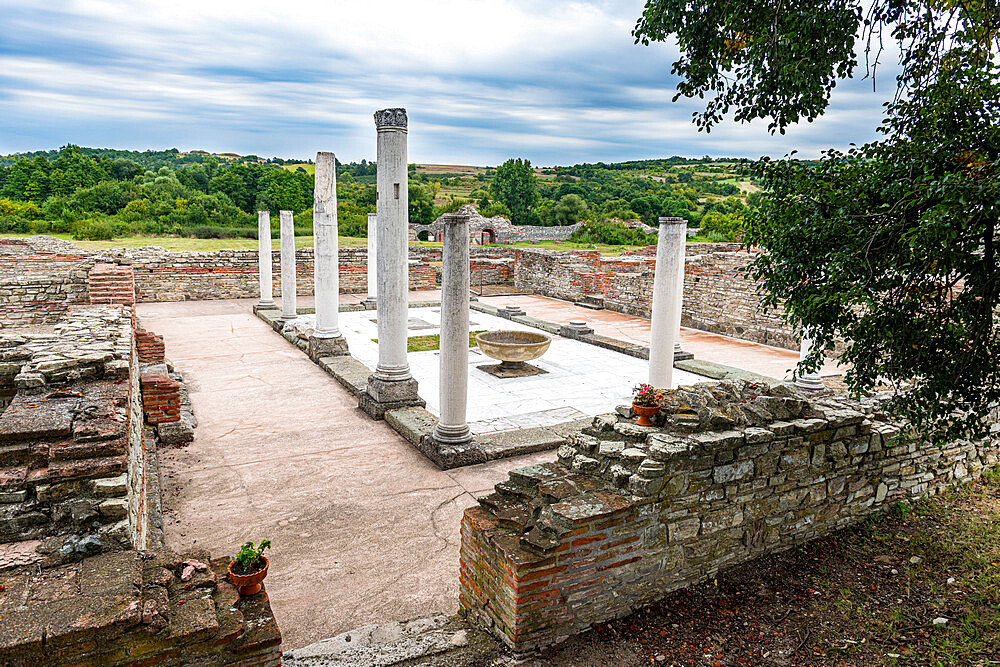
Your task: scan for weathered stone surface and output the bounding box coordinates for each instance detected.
[459,380,1000,652]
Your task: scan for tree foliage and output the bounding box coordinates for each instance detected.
[635,0,1000,440]
[489,158,539,225]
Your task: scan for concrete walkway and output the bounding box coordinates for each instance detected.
[480,294,841,380]
[135,299,550,650]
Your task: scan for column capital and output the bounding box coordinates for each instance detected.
[437,211,470,226]
[374,108,408,130]
[657,217,688,227]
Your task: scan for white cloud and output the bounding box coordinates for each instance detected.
[0,0,894,162]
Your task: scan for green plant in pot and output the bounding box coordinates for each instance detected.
[228,539,270,595]
[632,383,663,427]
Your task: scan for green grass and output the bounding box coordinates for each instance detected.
[373,330,487,353]
[280,163,316,175]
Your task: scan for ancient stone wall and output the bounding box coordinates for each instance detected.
[0,550,282,666]
[458,381,1000,650]
[0,237,93,326]
[512,245,797,349]
[0,306,142,547]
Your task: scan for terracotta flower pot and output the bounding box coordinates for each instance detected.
[228,557,268,595]
[632,402,659,427]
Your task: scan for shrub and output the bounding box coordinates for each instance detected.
[571,220,657,246]
[72,218,129,240]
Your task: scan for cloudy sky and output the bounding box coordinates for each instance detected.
[0,0,894,165]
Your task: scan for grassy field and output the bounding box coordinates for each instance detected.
[373,331,487,353]
[280,163,316,175]
[0,232,367,251]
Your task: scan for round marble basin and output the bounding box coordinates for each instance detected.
[476,330,552,369]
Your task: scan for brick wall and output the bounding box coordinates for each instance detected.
[458,381,1000,650]
[88,262,136,305]
[140,372,181,424]
[136,328,166,364]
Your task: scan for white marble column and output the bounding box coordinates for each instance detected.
[256,211,276,310]
[365,212,378,305]
[309,152,349,357]
[648,217,687,387]
[431,212,472,446]
[793,335,825,391]
[673,229,687,355]
[279,210,297,323]
[361,107,423,417]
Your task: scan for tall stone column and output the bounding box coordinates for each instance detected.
[255,210,277,312]
[421,212,482,466]
[308,152,349,359]
[364,212,378,308]
[648,217,687,387]
[360,107,424,418]
[793,335,826,391]
[279,210,298,324]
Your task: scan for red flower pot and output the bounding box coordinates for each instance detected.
[632,402,659,427]
[228,557,268,595]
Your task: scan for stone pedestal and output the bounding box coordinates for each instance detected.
[648,217,687,387]
[364,212,378,309]
[309,151,349,358]
[279,210,298,323]
[254,211,277,312]
[793,336,826,391]
[423,212,477,459]
[361,107,423,418]
[498,305,525,319]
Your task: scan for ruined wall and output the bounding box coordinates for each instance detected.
[459,381,1000,650]
[0,237,93,326]
[103,246,436,301]
[0,550,282,666]
[0,306,143,547]
[513,245,797,349]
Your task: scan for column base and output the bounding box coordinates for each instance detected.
[792,376,826,392]
[359,376,425,419]
[673,348,694,362]
[253,300,278,314]
[308,334,350,361]
[419,432,485,469]
[362,297,377,310]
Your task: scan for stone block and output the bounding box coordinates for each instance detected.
[668,517,700,542]
[157,419,194,445]
[713,460,753,484]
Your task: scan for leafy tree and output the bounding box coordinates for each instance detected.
[634,0,1000,440]
[553,194,588,225]
[408,183,435,224]
[489,158,538,224]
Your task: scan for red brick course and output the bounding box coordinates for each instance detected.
[140,372,181,424]
[136,329,166,364]
[88,263,136,305]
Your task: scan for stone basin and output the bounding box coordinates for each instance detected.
[475,330,552,370]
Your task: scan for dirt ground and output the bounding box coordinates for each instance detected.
[479,472,1000,667]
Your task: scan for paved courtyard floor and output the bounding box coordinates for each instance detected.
[135,298,552,650]
[479,294,842,380]
[336,306,704,434]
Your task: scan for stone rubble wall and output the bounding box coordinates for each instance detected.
[0,549,282,666]
[2,235,796,350]
[512,245,797,349]
[458,381,1000,651]
[0,237,94,326]
[0,306,142,547]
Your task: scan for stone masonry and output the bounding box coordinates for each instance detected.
[458,380,1000,651]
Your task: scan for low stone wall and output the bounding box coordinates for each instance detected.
[512,245,797,349]
[0,237,93,327]
[0,549,282,666]
[0,306,142,547]
[458,381,999,650]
